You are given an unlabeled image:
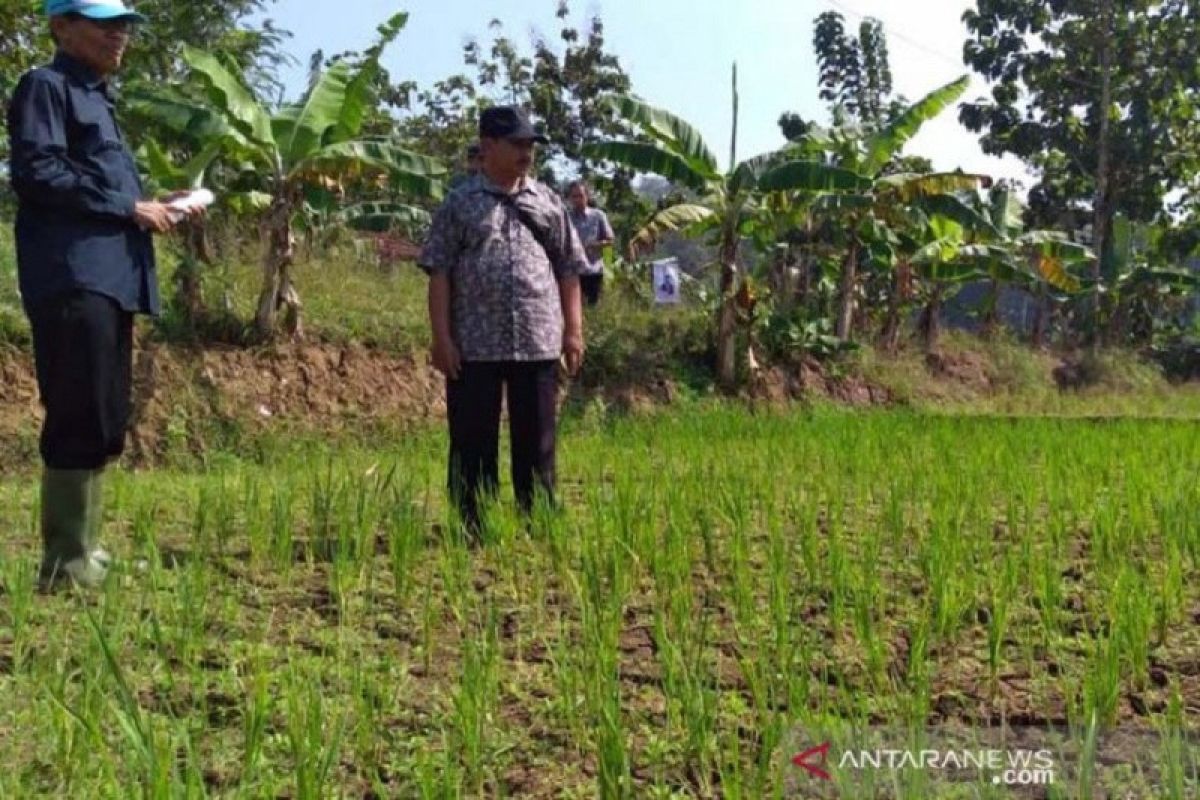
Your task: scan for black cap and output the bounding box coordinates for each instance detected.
[479,106,548,143]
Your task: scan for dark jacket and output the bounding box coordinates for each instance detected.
[7,51,158,315]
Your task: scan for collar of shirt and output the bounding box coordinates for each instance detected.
[468,172,537,199]
[52,50,112,98]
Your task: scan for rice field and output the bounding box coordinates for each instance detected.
[1,407,1198,798]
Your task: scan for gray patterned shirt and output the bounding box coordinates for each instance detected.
[568,206,615,274]
[419,173,588,362]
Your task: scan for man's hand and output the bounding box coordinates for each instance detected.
[562,327,584,377]
[133,201,177,233]
[432,336,462,380]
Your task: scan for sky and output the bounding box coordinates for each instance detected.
[253,0,1028,183]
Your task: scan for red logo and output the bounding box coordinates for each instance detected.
[793,742,833,781]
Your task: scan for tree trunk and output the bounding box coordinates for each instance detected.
[1031,287,1048,348]
[255,199,301,338]
[835,240,859,340]
[919,283,944,352]
[880,260,911,353]
[980,276,1001,339]
[796,249,812,308]
[172,221,215,327]
[1090,0,1114,350]
[716,247,739,390]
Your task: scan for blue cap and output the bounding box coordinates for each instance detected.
[45,0,148,23]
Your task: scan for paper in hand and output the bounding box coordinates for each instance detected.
[166,189,215,222]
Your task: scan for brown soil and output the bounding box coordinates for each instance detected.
[747,356,895,406]
[0,339,446,467]
[1,337,1176,468]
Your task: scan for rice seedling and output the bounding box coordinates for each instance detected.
[0,409,1196,797]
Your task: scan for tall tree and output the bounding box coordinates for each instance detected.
[960,0,1200,339]
[779,12,899,159]
[392,3,643,232]
[812,11,894,130]
[0,0,289,160]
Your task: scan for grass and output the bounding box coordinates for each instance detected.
[1,407,1198,797]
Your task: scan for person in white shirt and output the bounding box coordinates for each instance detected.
[565,181,615,307]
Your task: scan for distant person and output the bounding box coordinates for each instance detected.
[7,0,202,589]
[566,180,615,306]
[447,142,482,192]
[419,106,588,534]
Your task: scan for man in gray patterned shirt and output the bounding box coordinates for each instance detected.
[419,106,588,533]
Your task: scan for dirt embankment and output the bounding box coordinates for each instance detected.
[0,341,446,465]
[4,339,907,463]
[1,339,1185,466]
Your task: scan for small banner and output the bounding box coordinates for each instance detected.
[652,257,681,305]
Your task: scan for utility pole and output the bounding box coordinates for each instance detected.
[730,62,739,170]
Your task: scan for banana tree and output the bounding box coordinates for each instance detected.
[139,139,223,322]
[132,13,445,336]
[935,184,1091,345]
[583,97,864,387]
[966,186,1086,336]
[758,76,986,342]
[1091,215,1200,344]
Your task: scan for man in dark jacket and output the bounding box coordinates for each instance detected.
[7,0,200,588]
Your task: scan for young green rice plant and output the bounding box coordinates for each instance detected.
[385,481,426,609]
[717,484,755,623]
[1156,690,1197,800]
[901,616,932,726]
[282,663,347,800]
[438,536,473,627]
[1,554,36,672]
[1075,709,1102,800]
[42,648,107,791]
[81,598,183,798]
[543,617,586,741]
[239,652,275,789]
[1035,537,1066,640]
[985,549,1019,685]
[452,604,500,792]
[852,528,888,689]
[1154,541,1185,646]
[413,731,465,799]
[575,522,634,797]
[1109,565,1154,692]
[268,478,298,570]
[652,598,717,791]
[920,505,968,639]
[1081,635,1122,730]
[419,575,438,675]
[129,495,161,557]
[210,478,239,556]
[824,499,851,637]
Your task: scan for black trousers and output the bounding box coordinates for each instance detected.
[446,360,558,527]
[27,290,133,470]
[580,272,603,306]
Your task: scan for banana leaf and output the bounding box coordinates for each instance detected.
[861,75,970,176]
[601,95,719,179]
[583,140,713,193]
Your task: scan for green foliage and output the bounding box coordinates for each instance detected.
[0,0,288,162]
[758,311,854,362]
[961,0,1200,228]
[812,11,894,129]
